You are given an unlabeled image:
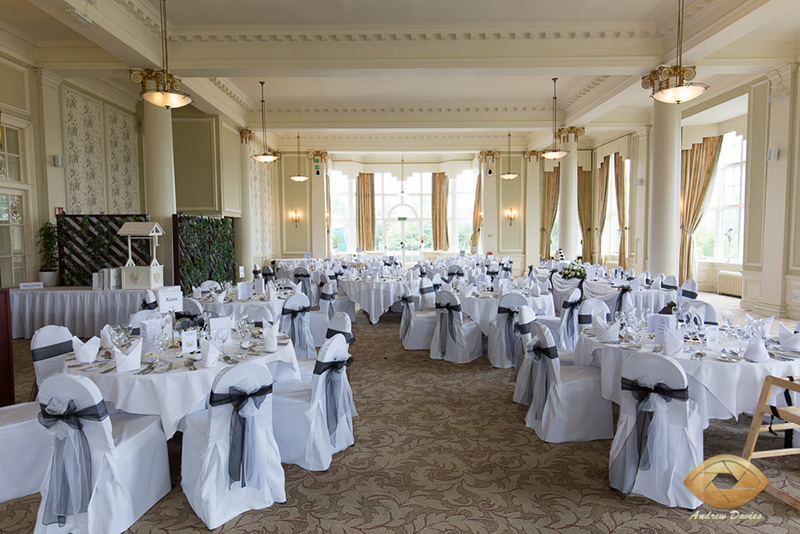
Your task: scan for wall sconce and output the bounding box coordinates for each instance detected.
[505,208,517,226]
[288,209,301,228]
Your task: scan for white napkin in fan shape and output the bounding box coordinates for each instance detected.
[201,339,221,368]
[114,339,143,373]
[214,291,227,303]
[263,321,280,352]
[72,336,100,363]
[528,282,540,297]
[779,323,800,351]
[192,286,202,299]
[650,278,662,290]
[663,327,684,356]
[592,315,620,343]
[266,285,278,301]
[746,313,774,338]
[459,283,475,298]
[100,324,114,349]
[744,336,769,362]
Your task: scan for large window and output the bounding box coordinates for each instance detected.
[0,122,30,287]
[329,170,356,254]
[695,132,746,263]
[448,170,477,252]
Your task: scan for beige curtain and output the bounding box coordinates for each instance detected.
[680,136,724,283]
[540,167,560,260]
[614,152,627,269]
[432,172,449,251]
[325,172,332,256]
[577,166,592,262]
[470,170,482,252]
[356,172,375,251]
[595,155,611,263]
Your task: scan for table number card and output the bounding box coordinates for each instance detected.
[237,281,253,301]
[460,250,466,257]
[19,282,44,289]
[647,314,676,343]
[238,265,245,279]
[209,317,232,339]
[706,326,721,350]
[253,278,265,295]
[140,319,162,354]
[181,329,198,353]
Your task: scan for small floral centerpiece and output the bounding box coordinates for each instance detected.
[560,261,587,280]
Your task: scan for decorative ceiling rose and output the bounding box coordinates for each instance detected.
[500,132,518,180]
[642,0,708,104]
[129,0,192,109]
[541,77,568,160]
[289,133,309,182]
[252,81,279,163]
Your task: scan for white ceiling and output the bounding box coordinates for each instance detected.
[5,0,800,151]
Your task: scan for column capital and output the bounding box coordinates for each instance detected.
[240,129,255,144]
[556,126,585,144]
[478,150,501,163]
[307,150,329,161]
[767,64,796,102]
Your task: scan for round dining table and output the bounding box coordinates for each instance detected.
[460,292,556,336]
[64,334,300,438]
[339,277,420,324]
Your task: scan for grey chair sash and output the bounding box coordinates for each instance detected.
[420,285,435,295]
[497,306,519,366]
[38,399,109,527]
[561,300,580,344]
[681,289,698,300]
[615,285,633,315]
[524,344,558,420]
[32,340,74,362]
[209,384,272,488]
[578,314,593,325]
[662,283,678,290]
[325,329,354,344]
[141,299,158,310]
[314,357,354,445]
[282,306,311,353]
[435,303,462,354]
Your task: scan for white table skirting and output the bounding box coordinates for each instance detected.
[460,293,556,336]
[339,279,420,324]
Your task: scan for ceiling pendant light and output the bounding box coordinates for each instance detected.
[400,154,406,197]
[289,133,309,182]
[541,78,568,160]
[251,81,279,163]
[500,132,518,180]
[129,0,192,109]
[642,0,708,104]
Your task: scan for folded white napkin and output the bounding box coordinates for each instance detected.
[72,336,100,363]
[528,282,540,297]
[214,291,226,303]
[628,280,641,291]
[663,327,684,356]
[263,321,279,352]
[650,278,662,290]
[192,286,202,299]
[266,286,278,301]
[114,339,142,373]
[746,313,774,338]
[100,324,114,349]
[744,336,769,362]
[779,323,800,351]
[592,315,620,343]
[459,283,474,298]
[201,339,221,368]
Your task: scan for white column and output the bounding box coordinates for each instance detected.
[647,100,681,276]
[235,137,254,280]
[558,134,579,260]
[142,102,177,284]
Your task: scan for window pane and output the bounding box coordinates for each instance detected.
[9,195,22,223]
[405,222,420,250]
[331,225,349,253]
[695,214,716,259]
[456,193,473,218]
[374,196,383,219]
[422,173,432,194]
[457,221,472,251]
[722,209,741,262]
[4,128,19,155]
[422,221,433,249]
[406,173,421,194]
[0,227,10,255]
[0,194,7,221]
[5,156,20,182]
[374,175,383,195]
[0,257,11,287]
[331,196,349,218]
[11,226,23,254]
[375,221,383,250]
[12,256,25,285]
[405,194,421,214]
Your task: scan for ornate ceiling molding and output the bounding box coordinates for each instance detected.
[209,77,254,113]
[115,0,162,35]
[266,105,548,115]
[562,75,612,109]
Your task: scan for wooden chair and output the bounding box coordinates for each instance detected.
[741,375,800,508]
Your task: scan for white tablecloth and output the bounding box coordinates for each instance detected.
[339,279,420,324]
[460,293,556,336]
[65,338,299,438]
[574,333,800,428]
[11,287,148,339]
[203,298,284,319]
[551,276,676,316]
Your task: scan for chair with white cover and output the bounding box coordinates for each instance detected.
[430,290,483,364]
[181,362,285,530]
[200,280,222,292]
[578,299,611,333]
[536,288,582,351]
[280,293,316,360]
[242,305,275,328]
[35,374,170,534]
[0,402,50,503]
[512,305,536,368]
[400,285,437,351]
[30,326,74,398]
[419,277,436,310]
[128,309,163,334]
[488,292,529,369]
[183,297,204,316]
[293,267,314,302]
[681,300,718,325]
[678,278,699,306]
[431,273,444,293]
[518,322,613,443]
[298,312,355,382]
[609,353,703,509]
[272,334,356,471]
[262,266,275,282]
[446,265,465,284]
[309,283,336,347]
[661,274,679,291]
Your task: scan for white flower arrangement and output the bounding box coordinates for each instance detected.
[561,261,587,280]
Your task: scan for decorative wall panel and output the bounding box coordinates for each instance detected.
[105,107,140,213]
[63,88,106,214]
[248,141,277,260]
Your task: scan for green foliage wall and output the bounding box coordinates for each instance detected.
[174,214,236,292]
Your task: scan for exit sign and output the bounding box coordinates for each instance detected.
[397,216,407,221]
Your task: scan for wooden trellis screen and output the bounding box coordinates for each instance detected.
[57,214,151,287]
[173,214,236,293]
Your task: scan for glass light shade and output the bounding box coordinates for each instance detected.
[252,152,279,163]
[142,90,192,109]
[541,150,568,160]
[500,172,519,180]
[652,82,708,104]
[289,174,309,182]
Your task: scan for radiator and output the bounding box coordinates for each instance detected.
[717,270,743,297]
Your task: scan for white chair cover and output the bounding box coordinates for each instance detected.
[577,299,611,332]
[272,335,356,471]
[537,288,582,351]
[682,300,718,325]
[182,298,204,316]
[487,292,528,369]
[512,305,536,368]
[661,274,679,291]
[429,290,483,364]
[419,278,436,310]
[518,323,613,443]
[400,285,437,351]
[181,363,285,530]
[679,278,699,305]
[0,402,50,502]
[280,293,316,360]
[200,280,222,292]
[293,267,314,303]
[35,374,170,534]
[309,283,335,348]
[31,325,74,388]
[128,309,162,334]
[608,353,703,509]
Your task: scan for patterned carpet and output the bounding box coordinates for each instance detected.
[3,294,800,533]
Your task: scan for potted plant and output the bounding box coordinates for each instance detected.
[36,221,59,286]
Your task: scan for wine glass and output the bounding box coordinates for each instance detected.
[154,334,169,366]
[216,328,230,347]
